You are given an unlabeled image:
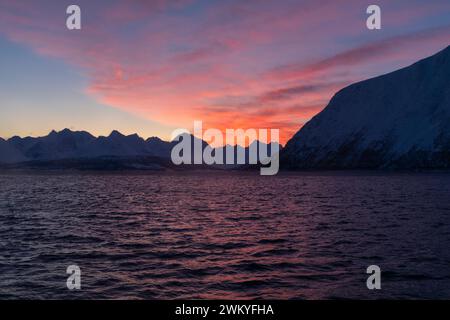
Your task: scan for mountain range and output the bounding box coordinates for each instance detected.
[0,129,279,170]
[1,129,175,163]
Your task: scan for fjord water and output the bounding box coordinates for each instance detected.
[1,172,450,299]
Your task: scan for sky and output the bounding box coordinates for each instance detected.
[0,0,449,144]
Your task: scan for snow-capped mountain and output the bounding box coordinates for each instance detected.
[0,129,274,168]
[0,129,173,163]
[282,45,450,169]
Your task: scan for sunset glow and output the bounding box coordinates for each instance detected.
[0,0,449,144]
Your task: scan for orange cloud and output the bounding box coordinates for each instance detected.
[0,0,449,145]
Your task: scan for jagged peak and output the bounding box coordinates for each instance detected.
[45,128,95,139]
[108,130,125,138]
[146,136,164,143]
[7,135,27,142]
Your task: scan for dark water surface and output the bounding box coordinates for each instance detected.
[1,171,450,299]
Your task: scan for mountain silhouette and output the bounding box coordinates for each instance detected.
[0,129,278,170]
[0,130,192,164]
[282,45,450,169]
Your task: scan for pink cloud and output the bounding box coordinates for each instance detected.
[0,0,449,144]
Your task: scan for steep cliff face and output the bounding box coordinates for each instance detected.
[282,46,450,169]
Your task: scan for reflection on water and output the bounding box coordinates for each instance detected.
[1,171,450,299]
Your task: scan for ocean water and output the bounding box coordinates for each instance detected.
[1,171,450,299]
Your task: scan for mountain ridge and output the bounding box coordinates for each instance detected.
[0,128,280,169]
